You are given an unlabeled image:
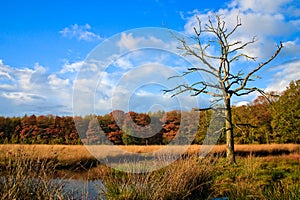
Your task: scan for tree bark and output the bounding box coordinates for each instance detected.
[225,96,236,164]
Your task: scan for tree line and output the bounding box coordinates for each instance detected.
[0,80,299,145]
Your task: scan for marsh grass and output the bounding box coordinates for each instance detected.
[0,150,106,200]
[213,154,300,200]
[0,144,299,199]
[1,144,299,164]
[101,156,217,200]
[262,180,300,200]
[0,150,69,200]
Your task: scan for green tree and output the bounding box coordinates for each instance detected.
[271,80,300,143]
[122,129,142,145]
[194,110,212,144]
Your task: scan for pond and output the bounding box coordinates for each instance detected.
[55,178,105,199]
[0,176,105,199]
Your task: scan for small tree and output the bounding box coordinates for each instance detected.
[271,80,300,144]
[165,15,282,164]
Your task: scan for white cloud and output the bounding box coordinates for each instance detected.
[228,0,292,14]
[74,78,97,94]
[60,60,85,73]
[60,24,101,41]
[1,92,46,103]
[0,61,47,91]
[117,33,143,50]
[0,70,13,80]
[88,62,204,115]
[0,84,16,90]
[235,101,249,107]
[266,59,300,92]
[113,56,134,69]
[281,39,300,58]
[48,74,70,89]
[183,0,300,60]
[117,32,178,52]
[0,60,74,116]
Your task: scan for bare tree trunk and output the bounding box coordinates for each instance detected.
[225,96,236,164]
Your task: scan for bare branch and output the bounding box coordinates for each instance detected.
[235,123,258,128]
[233,89,255,96]
[228,36,257,54]
[229,53,256,63]
[254,88,278,105]
[192,107,212,111]
[177,36,219,73]
[228,40,242,47]
[187,67,218,77]
[206,23,226,50]
[163,81,223,97]
[163,84,207,97]
[226,15,242,39]
[226,76,244,89]
[233,42,283,93]
[190,81,223,90]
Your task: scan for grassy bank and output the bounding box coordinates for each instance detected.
[101,154,300,199]
[0,144,299,199]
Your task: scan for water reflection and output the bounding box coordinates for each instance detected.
[0,176,105,200]
[54,178,105,199]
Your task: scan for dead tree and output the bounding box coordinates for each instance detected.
[165,15,283,164]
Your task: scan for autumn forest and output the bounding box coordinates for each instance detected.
[1,80,299,145]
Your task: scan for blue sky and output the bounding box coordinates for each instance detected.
[0,0,299,116]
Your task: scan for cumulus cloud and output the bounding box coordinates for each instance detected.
[1,92,46,103]
[117,33,143,50]
[48,74,70,89]
[183,0,300,60]
[60,24,101,41]
[117,32,178,52]
[0,60,73,116]
[228,0,292,14]
[90,62,203,115]
[266,59,300,92]
[281,39,300,58]
[60,60,85,73]
[0,70,12,80]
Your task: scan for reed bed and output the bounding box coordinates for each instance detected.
[0,144,298,161]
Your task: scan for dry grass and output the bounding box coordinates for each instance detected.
[186,144,300,156]
[101,156,217,200]
[0,144,94,163]
[0,144,299,164]
[0,150,66,200]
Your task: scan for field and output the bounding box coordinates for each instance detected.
[1,143,299,162]
[0,144,299,199]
